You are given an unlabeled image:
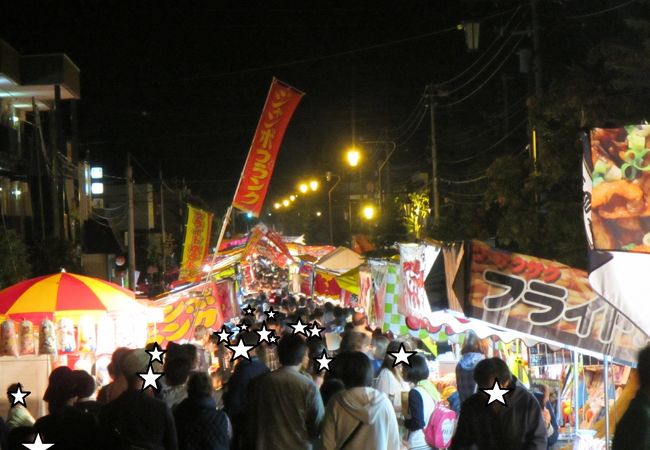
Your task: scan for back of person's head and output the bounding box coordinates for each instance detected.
[43,366,78,409]
[72,370,96,399]
[381,340,408,372]
[371,335,389,360]
[7,383,21,403]
[194,325,207,341]
[474,357,512,389]
[120,349,152,388]
[107,346,130,379]
[166,342,183,360]
[324,302,334,313]
[404,353,430,384]
[278,334,307,366]
[333,306,343,319]
[637,345,650,389]
[352,310,367,327]
[461,332,485,356]
[180,343,199,369]
[165,356,192,386]
[336,352,373,388]
[339,331,370,353]
[187,371,213,399]
[320,378,346,407]
[239,330,260,348]
[307,338,326,360]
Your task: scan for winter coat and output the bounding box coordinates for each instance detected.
[320,387,400,450]
[174,395,230,450]
[455,352,484,403]
[613,390,650,450]
[450,382,547,450]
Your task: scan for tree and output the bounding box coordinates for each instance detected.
[0,229,31,288]
[401,191,430,239]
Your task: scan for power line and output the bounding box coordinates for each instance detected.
[440,174,487,185]
[566,0,637,19]
[439,34,525,108]
[389,90,427,136]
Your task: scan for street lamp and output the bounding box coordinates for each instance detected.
[361,204,376,221]
[346,148,361,167]
[309,180,319,191]
[282,199,290,207]
[298,183,308,193]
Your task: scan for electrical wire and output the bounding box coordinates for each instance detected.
[439,174,487,185]
[565,0,637,19]
[439,34,525,108]
[439,118,527,164]
[446,20,523,95]
[436,7,522,87]
[394,107,428,144]
[389,90,428,135]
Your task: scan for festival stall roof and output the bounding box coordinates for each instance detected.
[315,246,364,275]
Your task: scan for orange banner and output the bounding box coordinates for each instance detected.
[179,205,214,281]
[232,78,304,217]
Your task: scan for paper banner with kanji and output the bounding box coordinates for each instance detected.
[358,266,374,316]
[466,240,648,365]
[233,78,304,217]
[398,243,439,318]
[369,260,388,327]
[156,280,235,346]
[179,205,214,281]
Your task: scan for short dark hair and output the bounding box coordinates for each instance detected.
[404,353,429,383]
[278,334,307,366]
[474,357,512,388]
[165,356,192,386]
[339,331,370,353]
[187,371,213,398]
[108,347,131,378]
[7,383,21,403]
[336,352,373,388]
[194,325,207,340]
[180,343,198,365]
[461,332,485,356]
[638,345,650,388]
[72,370,96,398]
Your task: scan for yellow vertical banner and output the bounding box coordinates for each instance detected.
[179,205,214,281]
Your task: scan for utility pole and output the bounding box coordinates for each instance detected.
[50,85,61,239]
[159,168,166,274]
[429,84,440,226]
[32,98,46,241]
[502,74,511,152]
[531,0,543,97]
[127,154,136,290]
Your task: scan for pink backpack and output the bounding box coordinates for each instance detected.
[423,402,457,449]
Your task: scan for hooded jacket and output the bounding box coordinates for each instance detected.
[320,387,400,450]
[456,352,485,403]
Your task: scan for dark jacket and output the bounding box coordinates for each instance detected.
[451,383,547,450]
[612,390,650,450]
[174,396,230,450]
[99,389,178,450]
[532,392,558,448]
[456,352,484,403]
[34,405,99,449]
[223,357,269,420]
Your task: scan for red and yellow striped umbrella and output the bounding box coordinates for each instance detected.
[0,272,145,323]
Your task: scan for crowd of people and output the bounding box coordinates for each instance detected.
[0,292,648,450]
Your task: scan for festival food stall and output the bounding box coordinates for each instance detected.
[0,271,159,419]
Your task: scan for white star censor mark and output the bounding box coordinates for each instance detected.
[22,433,54,450]
[389,344,416,367]
[480,379,513,406]
[242,305,255,316]
[238,322,250,332]
[10,383,30,407]
[214,327,232,344]
[265,307,277,319]
[314,350,333,372]
[146,342,165,364]
[289,318,309,336]
[255,322,274,344]
[268,335,278,344]
[138,365,163,391]
[226,338,254,361]
[307,322,324,339]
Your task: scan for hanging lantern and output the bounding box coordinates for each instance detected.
[462,21,480,51]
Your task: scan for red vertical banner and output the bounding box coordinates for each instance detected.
[233,78,305,217]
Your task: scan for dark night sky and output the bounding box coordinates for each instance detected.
[0,0,640,214]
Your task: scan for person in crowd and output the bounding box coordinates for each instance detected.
[351,308,373,338]
[174,372,230,450]
[303,339,327,388]
[613,345,650,449]
[532,384,558,449]
[375,340,411,416]
[7,425,34,450]
[0,416,7,450]
[72,370,102,417]
[339,331,371,354]
[330,306,346,333]
[455,332,486,403]
[6,383,35,429]
[451,357,547,450]
[247,334,325,450]
[99,349,178,450]
[191,325,213,373]
[34,366,98,449]
[97,346,130,404]
[258,322,281,372]
[223,331,269,449]
[159,354,192,410]
[181,343,200,371]
[320,351,399,450]
[403,353,439,450]
[370,334,389,377]
[320,378,346,408]
[322,302,335,326]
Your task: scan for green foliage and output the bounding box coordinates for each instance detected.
[0,229,31,289]
[401,191,430,239]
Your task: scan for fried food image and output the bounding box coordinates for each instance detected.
[589,126,650,253]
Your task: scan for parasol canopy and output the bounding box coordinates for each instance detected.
[0,272,146,323]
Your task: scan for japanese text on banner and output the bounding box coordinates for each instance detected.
[179,205,214,281]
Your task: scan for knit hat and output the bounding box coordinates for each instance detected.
[120,349,150,380]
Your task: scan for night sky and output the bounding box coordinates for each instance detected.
[0,1,638,215]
